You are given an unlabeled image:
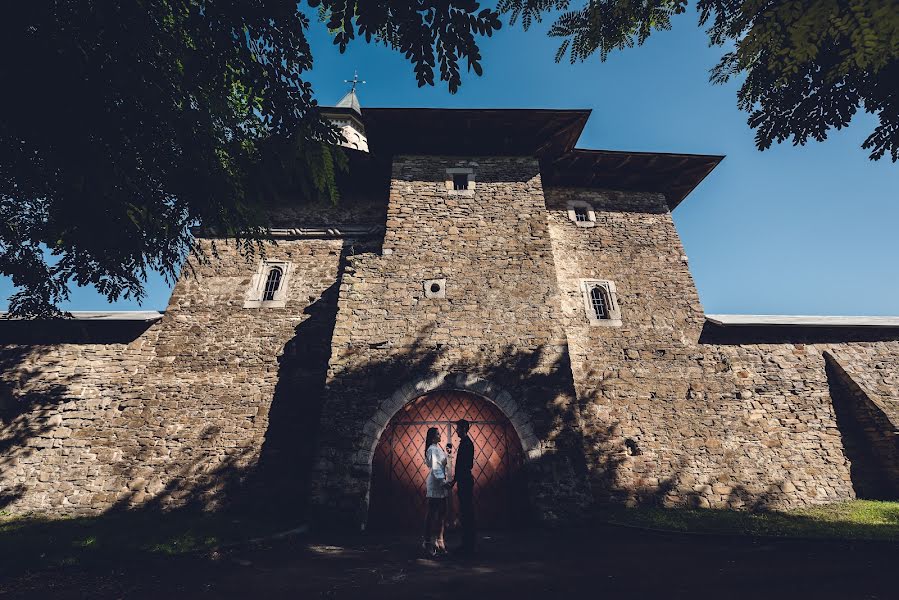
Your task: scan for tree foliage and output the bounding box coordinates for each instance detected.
[4,1,894,316]
[1,1,500,316]
[498,0,899,160]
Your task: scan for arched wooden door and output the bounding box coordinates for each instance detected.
[368,390,526,531]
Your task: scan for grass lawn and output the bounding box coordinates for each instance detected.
[598,500,899,541]
[0,508,297,576]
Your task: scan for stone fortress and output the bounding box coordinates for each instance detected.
[1,88,898,528]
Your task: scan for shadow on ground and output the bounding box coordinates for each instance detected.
[2,520,899,599]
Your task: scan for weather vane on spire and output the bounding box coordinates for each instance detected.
[345,71,365,93]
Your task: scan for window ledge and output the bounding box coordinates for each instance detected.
[243,299,288,309]
[587,318,622,327]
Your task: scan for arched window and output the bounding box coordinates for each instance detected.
[263,267,283,302]
[580,279,622,326]
[589,285,609,320]
[243,261,291,308]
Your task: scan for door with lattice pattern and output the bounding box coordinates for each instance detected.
[368,390,525,530]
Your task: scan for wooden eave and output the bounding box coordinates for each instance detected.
[543,149,724,211]
[361,108,591,158]
[320,106,723,209]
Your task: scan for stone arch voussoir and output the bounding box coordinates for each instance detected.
[356,372,541,471]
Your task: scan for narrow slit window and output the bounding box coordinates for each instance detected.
[589,285,609,320]
[263,267,283,301]
[452,173,469,191]
[573,205,589,222]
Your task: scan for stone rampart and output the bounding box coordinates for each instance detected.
[1,160,897,521]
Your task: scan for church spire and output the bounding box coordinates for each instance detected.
[336,71,365,114]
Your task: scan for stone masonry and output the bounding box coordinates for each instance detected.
[311,156,590,526]
[544,188,877,509]
[2,108,898,524]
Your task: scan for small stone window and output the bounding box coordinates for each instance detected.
[580,279,622,326]
[262,266,283,301]
[445,167,475,196]
[573,205,589,222]
[566,200,596,228]
[244,261,291,308]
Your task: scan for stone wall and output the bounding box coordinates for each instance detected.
[128,238,347,511]
[2,156,898,521]
[544,187,866,509]
[0,233,367,516]
[312,156,590,527]
[0,330,158,513]
[825,345,899,497]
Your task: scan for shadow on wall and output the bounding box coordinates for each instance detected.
[583,421,786,512]
[311,331,594,526]
[249,265,346,514]
[825,353,899,499]
[699,322,899,345]
[0,346,74,511]
[2,309,798,524]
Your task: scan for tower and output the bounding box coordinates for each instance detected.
[322,72,368,152]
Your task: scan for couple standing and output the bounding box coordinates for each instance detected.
[423,419,475,558]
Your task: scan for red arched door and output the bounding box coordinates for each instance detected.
[368,390,525,531]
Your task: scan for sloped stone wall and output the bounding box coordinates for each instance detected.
[125,238,347,511]
[825,345,899,497]
[0,190,388,516]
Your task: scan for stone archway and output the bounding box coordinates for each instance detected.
[368,389,526,530]
[356,373,540,529]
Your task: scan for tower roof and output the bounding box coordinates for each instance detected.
[359,108,722,209]
[336,88,362,114]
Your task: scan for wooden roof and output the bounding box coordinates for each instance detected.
[326,107,723,209]
[543,149,724,210]
[362,108,590,158]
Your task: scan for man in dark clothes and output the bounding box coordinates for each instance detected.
[452,418,476,555]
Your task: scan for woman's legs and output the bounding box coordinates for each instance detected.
[434,498,447,552]
[424,498,449,554]
[424,498,435,544]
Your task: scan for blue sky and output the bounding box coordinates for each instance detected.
[3,6,897,315]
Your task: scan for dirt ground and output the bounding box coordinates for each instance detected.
[2,523,897,599]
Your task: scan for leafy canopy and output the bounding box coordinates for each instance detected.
[4,1,895,316]
[499,0,899,161]
[1,1,501,316]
